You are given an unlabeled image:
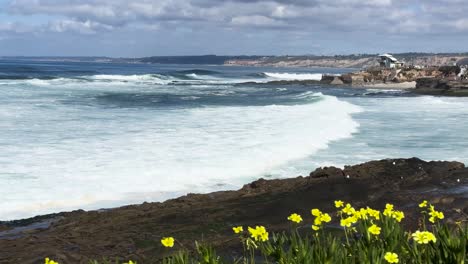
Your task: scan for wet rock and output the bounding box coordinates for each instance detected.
[310,166,344,179]
[320,75,344,85]
[415,77,468,96]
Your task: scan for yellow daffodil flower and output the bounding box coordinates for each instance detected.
[340,216,357,227]
[248,226,269,242]
[45,258,59,264]
[161,237,175,247]
[419,200,428,208]
[334,200,344,208]
[356,208,369,220]
[311,209,331,228]
[428,205,444,223]
[342,203,356,215]
[287,213,303,223]
[314,217,322,226]
[320,213,332,223]
[233,226,244,234]
[412,230,436,244]
[392,211,405,222]
[384,252,399,263]
[311,208,321,216]
[368,224,381,235]
[383,203,394,217]
[312,225,320,231]
[366,207,381,220]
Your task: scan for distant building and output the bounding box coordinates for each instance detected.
[456,58,468,79]
[378,54,404,69]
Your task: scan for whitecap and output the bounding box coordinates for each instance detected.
[264,72,323,81]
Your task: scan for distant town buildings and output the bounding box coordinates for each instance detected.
[457,58,468,79]
[378,54,404,69]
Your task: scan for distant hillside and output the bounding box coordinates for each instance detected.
[137,55,263,65]
[224,53,468,68]
[136,53,468,68]
[2,53,468,68]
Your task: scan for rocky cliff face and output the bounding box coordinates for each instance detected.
[225,55,468,69]
[321,67,445,86]
[320,65,468,87]
[0,158,466,263]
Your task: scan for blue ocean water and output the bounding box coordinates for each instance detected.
[1,59,468,220]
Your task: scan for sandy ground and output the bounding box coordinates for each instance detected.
[358,81,416,89]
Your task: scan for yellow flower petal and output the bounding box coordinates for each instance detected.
[334,200,344,208]
[161,237,175,247]
[232,226,244,234]
[287,213,303,223]
[368,224,381,235]
[384,252,399,263]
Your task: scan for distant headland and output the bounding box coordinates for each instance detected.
[2,53,468,68]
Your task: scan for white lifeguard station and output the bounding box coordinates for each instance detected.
[378,54,404,69]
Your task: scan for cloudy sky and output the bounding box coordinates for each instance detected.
[0,0,468,57]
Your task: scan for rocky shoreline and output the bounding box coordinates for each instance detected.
[0,158,467,263]
[239,65,468,94]
[224,54,468,69]
[318,65,468,95]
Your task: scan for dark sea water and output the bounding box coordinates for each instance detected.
[1,59,468,220]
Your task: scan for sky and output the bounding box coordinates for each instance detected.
[1,0,468,57]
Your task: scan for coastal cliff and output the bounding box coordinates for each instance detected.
[321,67,448,86]
[0,158,466,263]
[225,54,468,69]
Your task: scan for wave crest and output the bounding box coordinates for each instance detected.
[264,72,323,81]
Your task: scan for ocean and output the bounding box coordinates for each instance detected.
[1,59,468,220]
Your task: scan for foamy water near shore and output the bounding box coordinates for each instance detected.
[1,60,468,220]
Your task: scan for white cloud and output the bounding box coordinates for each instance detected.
[231,15,284,27]
[455,19,468,31]
[48,19,113,34]
[0,21,34,34]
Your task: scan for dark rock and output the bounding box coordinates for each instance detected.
[439,65,461,76]
[415,77,468,96]
[310,166,344,179]
[320,75,344,85]
[341,73,366,84]
[0,158,466,263]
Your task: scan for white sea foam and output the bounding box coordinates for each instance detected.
[25,79,54,86]
[1,72,328,87]
[0,92,361,220]
[90,74,171,84]
[264,72,323,81]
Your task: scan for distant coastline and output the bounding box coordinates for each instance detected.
[2,53,468,68]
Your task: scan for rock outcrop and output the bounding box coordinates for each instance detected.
[414,78,468,96]
[320,66,468,95]
[325,67,445,86]
[0,158,466,263]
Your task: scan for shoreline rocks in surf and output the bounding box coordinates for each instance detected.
[317,65,468,94]
[321,66,448,86]
[414,77,468,96]
[0,158,466,262]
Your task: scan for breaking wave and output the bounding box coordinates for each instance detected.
[263,72,323,81]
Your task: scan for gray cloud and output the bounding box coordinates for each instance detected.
[1,0,468,56]
[5,0,468,34]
